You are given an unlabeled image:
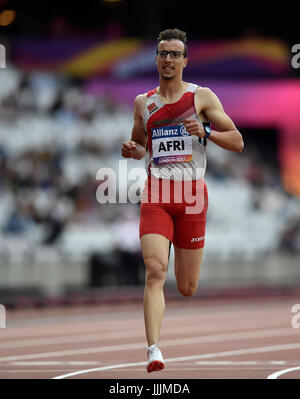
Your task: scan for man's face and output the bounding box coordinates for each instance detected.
[156,39,188,80]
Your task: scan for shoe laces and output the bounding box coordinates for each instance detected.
[145,344,158,353]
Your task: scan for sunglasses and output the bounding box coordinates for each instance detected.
[156,50,185,59]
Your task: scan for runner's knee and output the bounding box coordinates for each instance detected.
[144,256,167,286]
[177,282,198,297]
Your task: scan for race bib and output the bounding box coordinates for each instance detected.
[152,125,193,165]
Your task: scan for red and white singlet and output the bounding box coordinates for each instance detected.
[142,83,207,181]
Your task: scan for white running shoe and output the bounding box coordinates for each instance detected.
[146,344,165,373]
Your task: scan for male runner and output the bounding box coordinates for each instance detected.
[121,28,244,373]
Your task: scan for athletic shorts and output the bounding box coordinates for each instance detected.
[139,176,208,249]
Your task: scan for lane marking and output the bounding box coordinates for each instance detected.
[0,327,297,363]
[0,321,290,349]
[267,366,300,379]
[196,361,286,365]
[9,361,102,366]
[3,308,289,337]
[52,342,300,379]
[0,370,75,373]
[0,331,144,350]
[0,321,267,349]
[6,303,288,327]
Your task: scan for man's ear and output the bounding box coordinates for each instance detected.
[183,57,188,68]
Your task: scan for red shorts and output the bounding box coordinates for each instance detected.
[139,176,209,249]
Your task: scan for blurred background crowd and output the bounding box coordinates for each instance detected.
[0,0,299,303]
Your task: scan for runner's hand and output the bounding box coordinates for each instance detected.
[122,141,137,158]
[183,118,205,138]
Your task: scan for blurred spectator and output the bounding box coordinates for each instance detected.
[279,218,300,254]
[112,205,144,285]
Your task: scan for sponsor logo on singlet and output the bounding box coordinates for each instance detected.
[151,125,193,165]
[153,117,185,127]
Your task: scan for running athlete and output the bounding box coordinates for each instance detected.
[121,28,244,373]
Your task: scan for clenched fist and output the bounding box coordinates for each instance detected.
[183,118,205,138]
[121,140,137,158]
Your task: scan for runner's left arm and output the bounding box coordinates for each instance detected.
[184,88,244,153]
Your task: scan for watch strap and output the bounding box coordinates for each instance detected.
[202,121,211,138]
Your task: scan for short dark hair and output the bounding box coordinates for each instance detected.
[157,28,188,57]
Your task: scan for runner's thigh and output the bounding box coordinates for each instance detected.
[174,246,204,295]
[141,234,170,274]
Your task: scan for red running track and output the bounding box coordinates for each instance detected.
[0,294,300,379]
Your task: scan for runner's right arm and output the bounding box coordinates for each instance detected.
[122,94,147,160]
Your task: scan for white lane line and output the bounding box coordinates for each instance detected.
[0,321,263,349]
[52,342,300,379]
[0,331,143,350]
[0,320,289,349]
[267,366,300,379]
[9,361,102,366]
[5,304,284,328]
[3,310,289,339]
[196,361,286,365]
[0,326,297,363]
[1,370,75,373]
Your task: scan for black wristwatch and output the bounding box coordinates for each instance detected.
[203,121,211,138]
